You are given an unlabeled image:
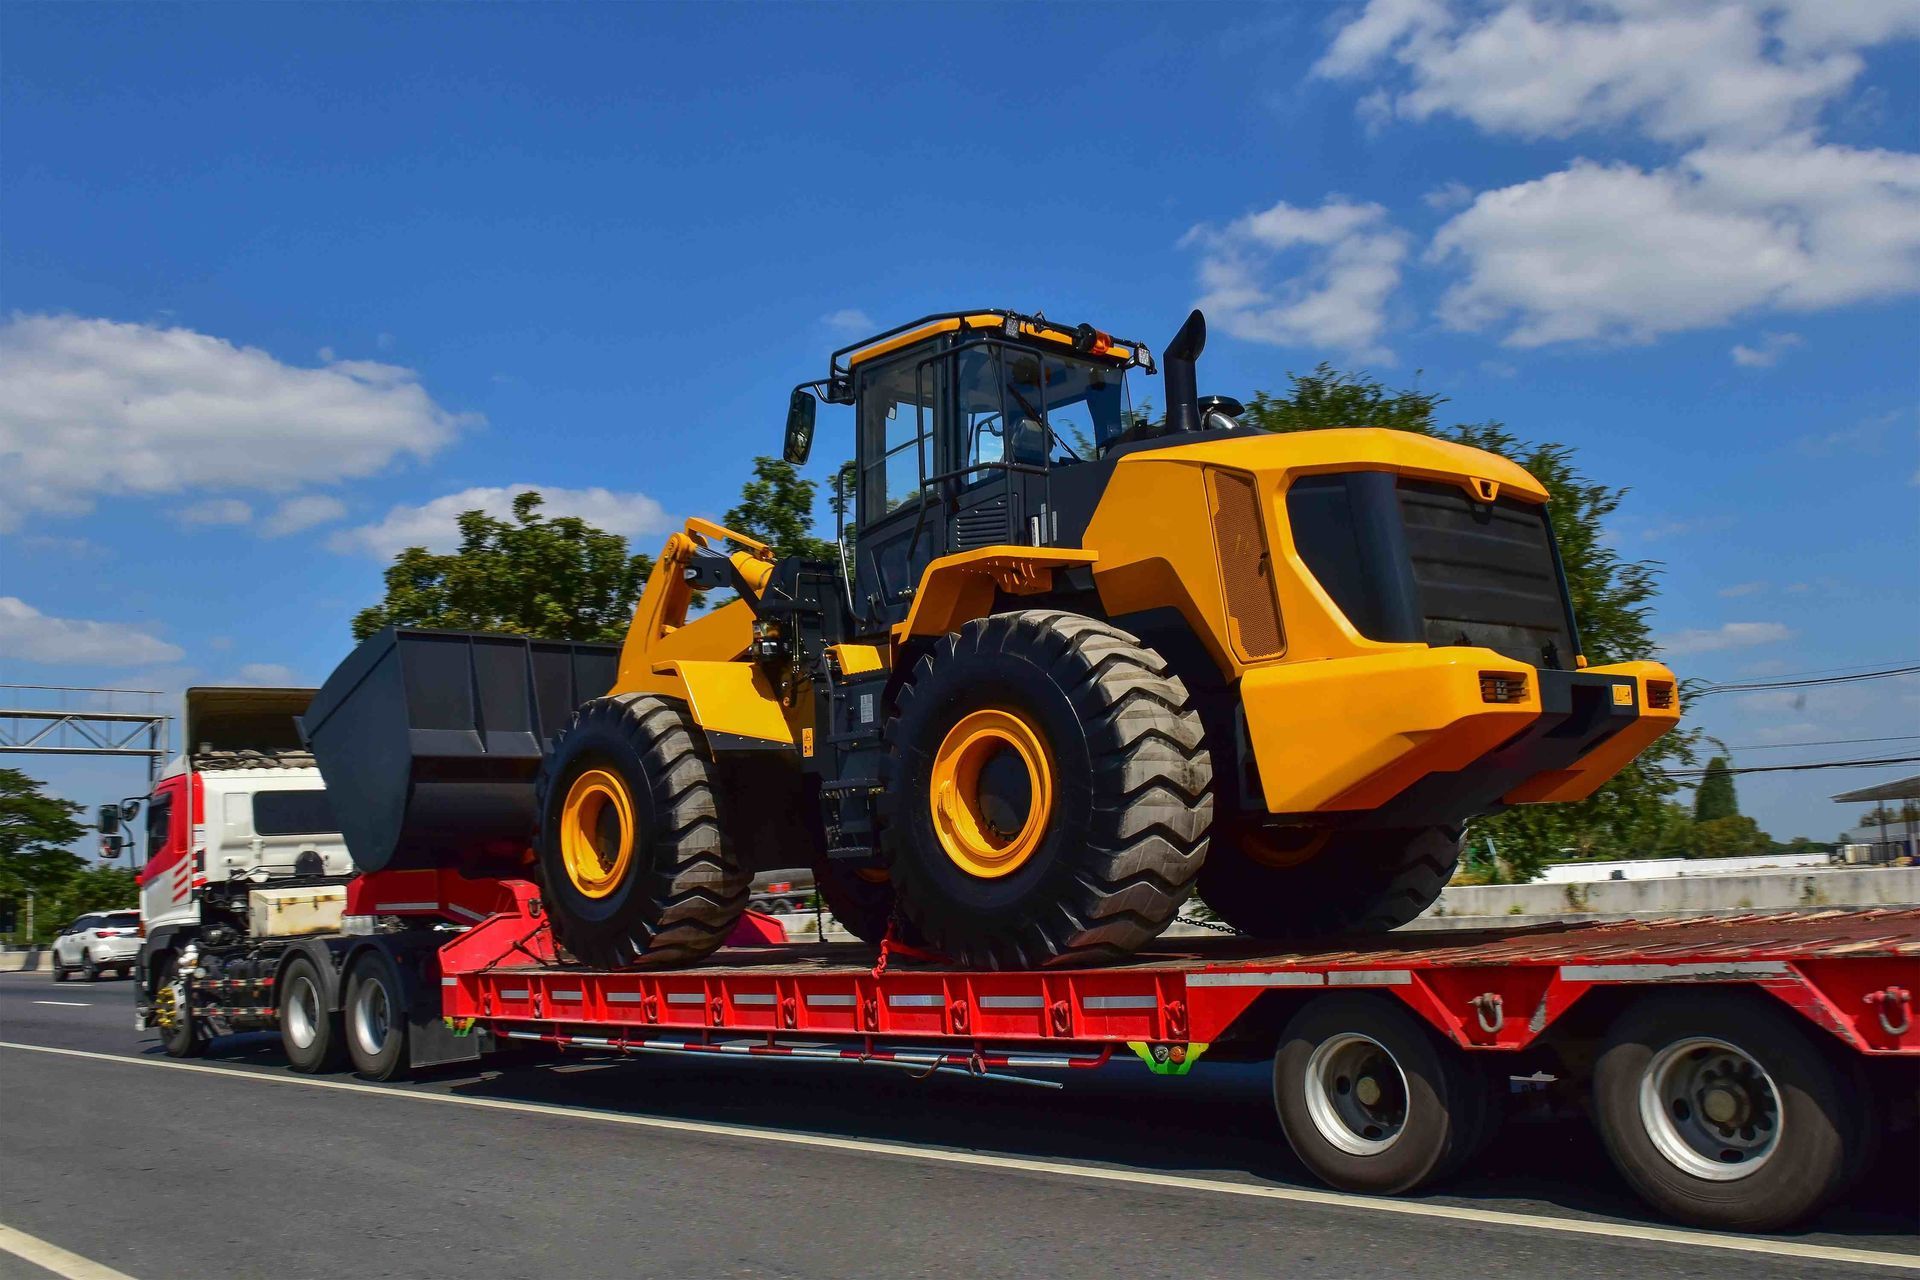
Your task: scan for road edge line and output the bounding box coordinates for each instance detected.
[0,1222,140,1280]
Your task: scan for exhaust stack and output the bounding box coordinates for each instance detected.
[1162,309,1206,436]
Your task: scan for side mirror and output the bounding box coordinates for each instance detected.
[97,803,120,834]
[783,388,816,465]
[100,834,126,860]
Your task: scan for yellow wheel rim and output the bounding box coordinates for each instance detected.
[560,767,636,899]
[929,708,1054,879]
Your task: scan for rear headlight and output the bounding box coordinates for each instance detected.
[97,930,119,938]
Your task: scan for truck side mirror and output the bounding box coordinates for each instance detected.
[100,834,126,860]
[784,388,816,465]
[97,803,120,834]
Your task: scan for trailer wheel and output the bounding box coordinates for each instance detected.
[880,611,1212,969]
[154,953,204,1059]
[344,952,409,1082]
[1592,993,1872,1230]
[1197,827,1460,939]
[1273,994,1483,1194]
[536,695,750,969]
[279,955,345,1074]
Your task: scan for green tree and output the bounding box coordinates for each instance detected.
[37,866,139,942]
[351,492,657,643]
[1693,756,1738,821]
[0,768,88,944]
[723,456,835,561]
[1687,814,1771,859]
[1242,364,1696,882]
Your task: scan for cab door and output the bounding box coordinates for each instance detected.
[850,351,945,630]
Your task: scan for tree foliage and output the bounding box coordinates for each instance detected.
[723,457,836,561]
[351,493,657,643]
[0,769,135,945]
[1240,363,1697,881]
[1693,756,1739,821]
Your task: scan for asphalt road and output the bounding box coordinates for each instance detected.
[0,969,1913,1280]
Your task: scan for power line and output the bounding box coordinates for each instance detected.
[1661,755,1920,779]
[1691,665,1920,697]
[1723,733,1920,752]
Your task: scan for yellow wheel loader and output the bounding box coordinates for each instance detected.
[517,308,1680,969]
[308,308,1679,971]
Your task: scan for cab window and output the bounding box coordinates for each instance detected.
[145,792,173,856]
[858,356,938,525]
[1041,354,1131,458]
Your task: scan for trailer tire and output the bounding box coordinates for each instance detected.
[1273,994,1482,1195]
[881,611,1212,969]
[1197,826,1460,940]
[536,695,750,969]
[344,952,409,1082]
[279,955,345,1074]
[1592,992,1871,1231]
[155,953,204,1059]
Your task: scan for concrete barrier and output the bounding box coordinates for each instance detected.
[1408,865,1920,931]
[0,949,46,973]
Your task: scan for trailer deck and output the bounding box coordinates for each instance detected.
[434,893,1919,1066]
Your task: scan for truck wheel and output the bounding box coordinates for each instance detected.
[1592,993,1872,1230]
[344,952,409,1082]
[1197,826,1460,939]
[535,695,750,969]
[812,860,898,946]
[881,611,1212,969]
[154,953,204,1059]
[279,955,345,1074]
[1274,994,1486,1195]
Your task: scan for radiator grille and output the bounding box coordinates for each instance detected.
[1398,480,1576,669]
[1210,469,1284,660]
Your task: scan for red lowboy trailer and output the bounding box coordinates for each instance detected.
[242,868,1915,1235]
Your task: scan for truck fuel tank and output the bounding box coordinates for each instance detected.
[300,628,619,876]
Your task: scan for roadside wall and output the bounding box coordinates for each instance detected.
[1409,866,1920,931]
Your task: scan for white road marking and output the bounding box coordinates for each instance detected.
[0,1222,139,1280]
[2,1040,1914,1273]
[32,1001,91,1008]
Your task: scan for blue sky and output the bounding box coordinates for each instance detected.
[3,1,1916,844]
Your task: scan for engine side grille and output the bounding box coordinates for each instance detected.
[1398,480,1576,669]
[1210,469,1285,660]
[953,498,1010,550]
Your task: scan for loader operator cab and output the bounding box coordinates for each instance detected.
[786,310,1158,631]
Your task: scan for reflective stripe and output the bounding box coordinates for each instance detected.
[1328,970,1411,986]
[373,902,439,912]
[805,994,856,1008]
[733,993,776,1007]
[440,977,458,987]
[1083,995,1157,1011]
[1560,961,1792,983]
[888,994,945,1007]
[978,995,1046,1009]
[1187,971,1324,989]
[665,992,705,1006]
[551,991,584,1002]
[499,989,530,1000]
[607,992,646,1004]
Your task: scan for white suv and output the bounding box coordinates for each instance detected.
[51,910,142,982]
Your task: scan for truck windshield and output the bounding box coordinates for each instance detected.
[252,790,339,836]
[1001,350,1133,460]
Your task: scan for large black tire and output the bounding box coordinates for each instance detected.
[154,953,204,1059]
[535,695,749,969]
[1592,992,1874,1230]
[811,859,897,947]
[880,611,1212,969]
[1273,994,1486,1195]
[344,952,409,1082]
[279,955,345,1074]
[1197,826,1460,939]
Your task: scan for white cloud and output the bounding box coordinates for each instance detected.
[1429,140,1920,346]
[1731,332,1803,368]
[0,596,185,666]
[1717,581,1768,598]
[330,484,674,559]
[173,498,254,527]
[1657,620,1794,656]
[259,494,348,538]
[1182,196,1408,361]
[821,308,874,334]
[1422,179,1474,211]
[232,662,300,686]
[1315,0,1914,147]
[0,314,475,530]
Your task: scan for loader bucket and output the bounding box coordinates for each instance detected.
[300,627,620,875]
